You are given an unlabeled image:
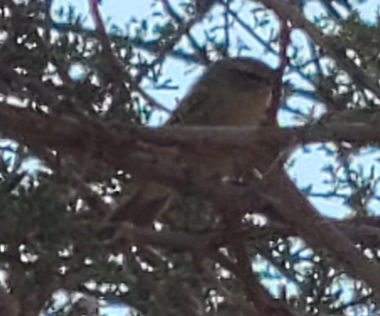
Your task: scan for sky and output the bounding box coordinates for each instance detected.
[49,0,380,314]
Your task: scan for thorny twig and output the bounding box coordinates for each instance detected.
[268,16,291,123]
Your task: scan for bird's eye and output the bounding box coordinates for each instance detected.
[230,68,263,81]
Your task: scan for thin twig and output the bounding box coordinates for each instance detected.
[258,0,380,100]
[88,0,171,113]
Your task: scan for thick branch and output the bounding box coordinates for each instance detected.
[2,104,380,294]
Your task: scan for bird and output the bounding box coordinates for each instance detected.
[109,57,277,226]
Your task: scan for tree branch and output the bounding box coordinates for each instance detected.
[258,0,380,99]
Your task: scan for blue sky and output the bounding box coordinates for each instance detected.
[53,0,380,24]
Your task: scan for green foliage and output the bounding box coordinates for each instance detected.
[0,0,379,316]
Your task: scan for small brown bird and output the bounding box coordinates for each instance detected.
[110,57,277,226]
